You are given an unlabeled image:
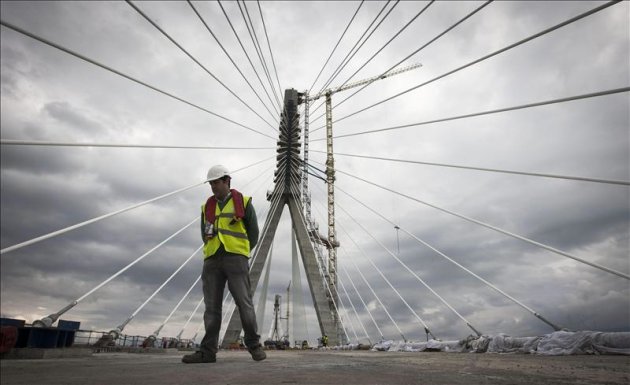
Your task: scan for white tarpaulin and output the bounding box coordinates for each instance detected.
[364,331,630,355]
[487,333,542,354]
[535,331,630,356]
[371,339,463,353]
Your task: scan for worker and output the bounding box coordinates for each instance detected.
[182,165,265,363]
[322,335,329,348]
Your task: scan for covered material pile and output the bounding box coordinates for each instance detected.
[363,331,630,355]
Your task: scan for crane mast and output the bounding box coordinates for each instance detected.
[301,63,422,345]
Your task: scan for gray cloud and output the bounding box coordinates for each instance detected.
[1,1,628,345]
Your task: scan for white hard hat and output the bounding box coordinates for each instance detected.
[206,164,230,182]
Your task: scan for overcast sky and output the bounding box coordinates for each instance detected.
[1,1,628,345]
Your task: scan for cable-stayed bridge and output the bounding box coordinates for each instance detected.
[0,1,628,352]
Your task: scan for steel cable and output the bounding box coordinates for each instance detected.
[336,1,433,96]
[152,274,202,337]
[0,19,276,141]
[309,0,492,135]
[257,1,283,101]
[178,296,205,340]
[310,0,433,124]
[311,177,430,340]
[335,215,408,341]
[309,147,630,186]
[127,1,277,132]
[335,196,483,337]
[308,1,365,94]
[339,260,372,344]
[310,1,398,117]
[323,161,630,281]
[217,0,281,115]
[314,87,630,142]
[337,271,369,343]
[238,0,282,109]
[0,156,275,255]
[188,0,279,127]
[336,184,563,332]
[115,244,205,333]
[0,139,275,150]
[315,1,396,97]
[30,216,199,327]
[321,0,621,129]
[337,213,436,339]
[306,183,385,341]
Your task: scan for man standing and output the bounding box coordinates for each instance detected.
[182,165,266,363]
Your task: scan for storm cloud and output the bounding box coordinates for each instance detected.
[1,1,628,344]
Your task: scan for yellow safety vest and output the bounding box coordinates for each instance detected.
[202,195,251,258]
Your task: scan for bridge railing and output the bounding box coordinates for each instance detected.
[72,329,196,351]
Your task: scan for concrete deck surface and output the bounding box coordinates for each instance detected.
[1,349,629,385]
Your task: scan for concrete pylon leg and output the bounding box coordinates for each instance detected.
[220,195,286,349]
[287,196,338,346]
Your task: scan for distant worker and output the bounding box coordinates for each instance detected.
[322,335,329,347]
[182,165,265,364]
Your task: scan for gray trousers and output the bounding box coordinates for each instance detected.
[199,254,260,354]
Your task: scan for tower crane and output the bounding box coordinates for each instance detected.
[299,62,422,346]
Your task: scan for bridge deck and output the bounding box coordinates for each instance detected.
[1,349,628,385]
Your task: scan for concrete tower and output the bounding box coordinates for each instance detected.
[221,89,340,347]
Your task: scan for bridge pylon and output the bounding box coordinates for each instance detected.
[221,88,341,348]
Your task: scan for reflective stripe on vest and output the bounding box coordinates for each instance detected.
[202,195,251,258]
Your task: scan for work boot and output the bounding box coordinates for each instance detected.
[248,344,266,361]
[181,351,216,364]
